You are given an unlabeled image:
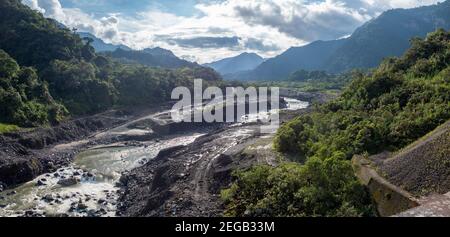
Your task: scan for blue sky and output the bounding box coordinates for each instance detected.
[59,0,201,17]
[23,0,443,63]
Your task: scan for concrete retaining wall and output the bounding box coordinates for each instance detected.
[352,156,419,217]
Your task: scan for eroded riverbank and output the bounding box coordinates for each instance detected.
[0,133,203,217]
[0,94,312,217]
[118,102,311,217]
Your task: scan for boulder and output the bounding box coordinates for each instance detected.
[42,194,54,202]
[57,177,79,187]
[36,179,46,186]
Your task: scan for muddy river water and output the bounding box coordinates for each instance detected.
[0,98,308,217]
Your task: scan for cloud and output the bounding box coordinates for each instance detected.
[22,0,443,63]
[230,0,442,41]
[243,38,281,51]
[358,0,442,10]
[22,0,44,12]
[24,0,121,42]
[101,16,119,25]
[37,0,65,18]
[165,36,241,49]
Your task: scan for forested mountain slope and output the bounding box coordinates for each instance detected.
[233,1,450,81]
[0,0,222,128]
[104,47,200,69]
[223,29,450,217]
[326,0,450,73]
[78,32,131,52]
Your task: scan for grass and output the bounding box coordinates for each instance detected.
[0,123,19,133]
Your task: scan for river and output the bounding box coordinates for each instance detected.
[0,98,308,217]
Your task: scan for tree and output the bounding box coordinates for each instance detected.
[0,50,66,126]
[226,29,450,217]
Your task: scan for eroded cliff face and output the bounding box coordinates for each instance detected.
[0,110,131,188]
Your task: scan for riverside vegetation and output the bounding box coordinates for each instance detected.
[222,29,450,217]
[0,0,223,130]
[1,0,450,218]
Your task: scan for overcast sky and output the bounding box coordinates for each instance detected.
[23,0,442,63]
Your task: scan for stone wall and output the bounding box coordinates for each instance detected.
[352,156,419,217]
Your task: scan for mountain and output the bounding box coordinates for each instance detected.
[78,32,131,52]
[204,52,264,75]
[234,39,345,80]
[233,29,450,217]
[325,0,450,73]
[104,47,199,69]
[234,0,450,81]
[0,0,223,126]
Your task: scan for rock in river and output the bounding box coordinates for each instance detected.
[57,177,79,187]
[42,194,55,203]
[77,203,88,210]
[36,179,46,186]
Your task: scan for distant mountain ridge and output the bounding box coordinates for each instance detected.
[204,52,264,75]
[232,39,345,81]
[104,47,199,69]
[325,1,450,73]
[77,32,199,69]
[78,32,131,52]
[232,0,450,81]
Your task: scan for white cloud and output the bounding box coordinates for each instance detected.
[362,0,441,9]
[37,0,64,18]
[229,0,372,41]
[22,0,44,12]
[22,0,443,63]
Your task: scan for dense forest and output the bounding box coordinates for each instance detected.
[78,32,131,52]
[0,49,67,127]
[2,0,449,218]
[103,48,200,69]
[0,0,222,128]
[286,70,354,92]
[248,71,354,95]
[222,29,450,217]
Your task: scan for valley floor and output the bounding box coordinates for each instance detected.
[118,109,311,217]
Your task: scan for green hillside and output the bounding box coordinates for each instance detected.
[0,0,222,127]
[222,29,450,217]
